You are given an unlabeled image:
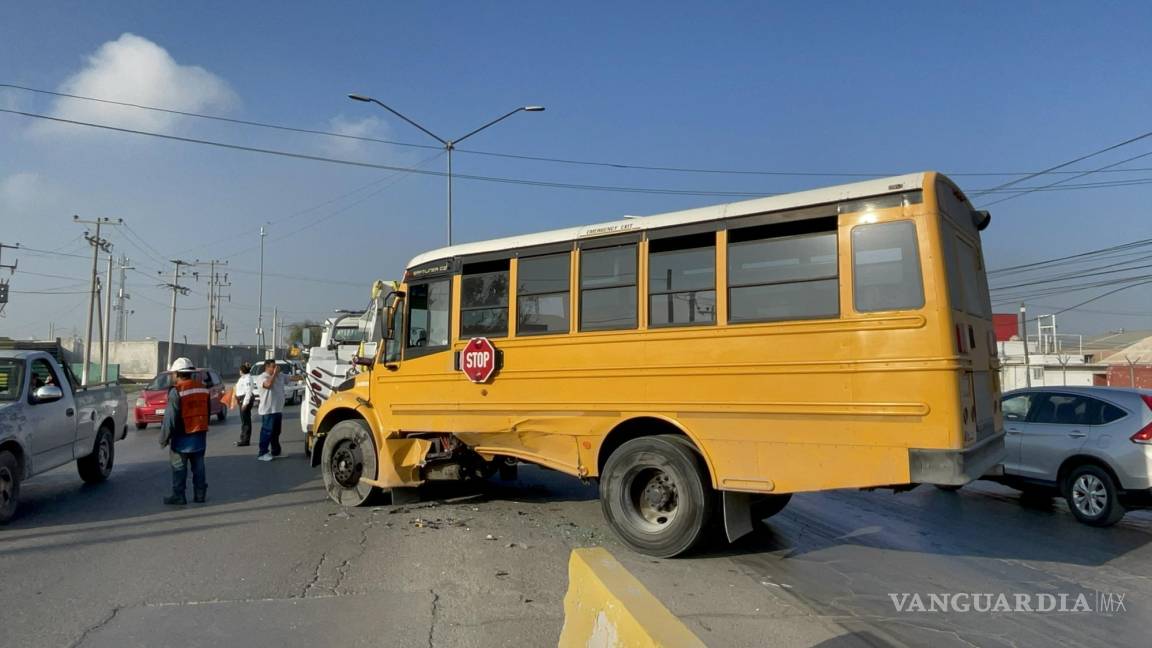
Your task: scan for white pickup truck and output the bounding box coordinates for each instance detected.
[0,348,128,523]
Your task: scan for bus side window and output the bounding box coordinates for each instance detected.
[406,279,450,352]
[727,217,839,323]
[852,220,925,313]
[579,245,638,331]
[649,233,716,327]
[460,260,510,338]
[517,252,571,335]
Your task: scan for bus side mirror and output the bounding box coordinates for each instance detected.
[972,210,991,231]
[302,329,312,346]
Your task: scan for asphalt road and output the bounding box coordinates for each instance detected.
[1,411,1149,647]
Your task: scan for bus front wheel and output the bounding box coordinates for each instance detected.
[321,419,381,507]
[600,435,715,558]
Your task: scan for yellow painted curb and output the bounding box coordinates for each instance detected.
[558,547,707,648]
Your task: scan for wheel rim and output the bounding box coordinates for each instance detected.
[98,437,111,472]
[330,440,364,488]
[1072,474,1107,517]
[624,467,680,532]
[0,466,13,508]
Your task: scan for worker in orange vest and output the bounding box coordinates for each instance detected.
[159,357,210,505]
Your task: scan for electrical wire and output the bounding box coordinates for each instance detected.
[9,82,1152,181]
[0,108,776,198]
[979,149,1152,207]
[988,238,1152,275]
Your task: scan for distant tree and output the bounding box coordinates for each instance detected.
[287,320,323,347]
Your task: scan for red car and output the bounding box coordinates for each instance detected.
[134,368,228,430]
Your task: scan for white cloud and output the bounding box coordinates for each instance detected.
[0,172,56,212]
[320,115,384,156]
[35,33,237,135]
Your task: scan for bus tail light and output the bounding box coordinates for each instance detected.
[311,369,322,378]
[1131,396,1152,445]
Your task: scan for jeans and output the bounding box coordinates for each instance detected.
[239,401,253,444]
[259,412,283,456]
[170,450,206,496]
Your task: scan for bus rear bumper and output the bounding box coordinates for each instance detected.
[908,432,1006,486]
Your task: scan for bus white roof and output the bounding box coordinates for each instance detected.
[407,172,928,269]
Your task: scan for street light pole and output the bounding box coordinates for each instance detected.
[257,226,266,358]
[347,94,543,245]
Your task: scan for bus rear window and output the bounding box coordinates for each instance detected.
[852,220,924,312]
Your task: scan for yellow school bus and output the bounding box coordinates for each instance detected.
[310,171,1004,557]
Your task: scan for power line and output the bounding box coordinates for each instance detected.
[979,148,1152,208]
[10,82,1152,181]
[990,262,1152,292]
[988,238,1152,275]
[0,82,441,152]
[0,107,775,198]
[973,128,1152,196]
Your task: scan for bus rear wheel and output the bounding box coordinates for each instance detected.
[600,435,715,558]
[321,419,380,507]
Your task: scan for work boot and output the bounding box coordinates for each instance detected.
[163,493,187,506]
[193,489,207,504]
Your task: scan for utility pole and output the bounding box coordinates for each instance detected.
[0,242,17,317]
[1019,303,1032,388]
[257,226,266,357]
[114,255,134,342]
[160,259,192,369]
[101,254,113,382]
[196,259,228,350]
[213,273,231,346]
[74,216,121,386]
[271,307,279,359]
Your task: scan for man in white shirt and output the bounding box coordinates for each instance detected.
[233,362,256,447]
[256,359,289,461]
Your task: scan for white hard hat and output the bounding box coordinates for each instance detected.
[169,357,195,372]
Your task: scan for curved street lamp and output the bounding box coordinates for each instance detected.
[348,94,544,245]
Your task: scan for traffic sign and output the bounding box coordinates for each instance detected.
[461,337,498,383]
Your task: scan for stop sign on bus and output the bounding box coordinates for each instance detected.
[461,337,498,383]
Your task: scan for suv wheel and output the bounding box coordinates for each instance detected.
[1063,464,1125,527]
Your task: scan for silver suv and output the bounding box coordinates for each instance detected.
[987,386,1152,526]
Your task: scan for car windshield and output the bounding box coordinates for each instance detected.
[0,359,24,401]
[146,372,173,391]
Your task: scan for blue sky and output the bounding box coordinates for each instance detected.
[1,1,1150,345]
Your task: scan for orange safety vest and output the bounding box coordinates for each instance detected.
[175,376,210,434]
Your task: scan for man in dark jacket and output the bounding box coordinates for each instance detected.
[159,357,210,505]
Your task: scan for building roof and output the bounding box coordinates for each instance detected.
[407,172,931,269]
[1099,334,1152,365]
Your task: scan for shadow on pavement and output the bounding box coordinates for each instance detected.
[704,484,1152,567]
[2,447,320,535]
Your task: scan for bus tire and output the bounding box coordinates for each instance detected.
[600,435,715,558]
[321,419,381,507]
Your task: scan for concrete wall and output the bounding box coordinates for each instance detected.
[60,338,264,380]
